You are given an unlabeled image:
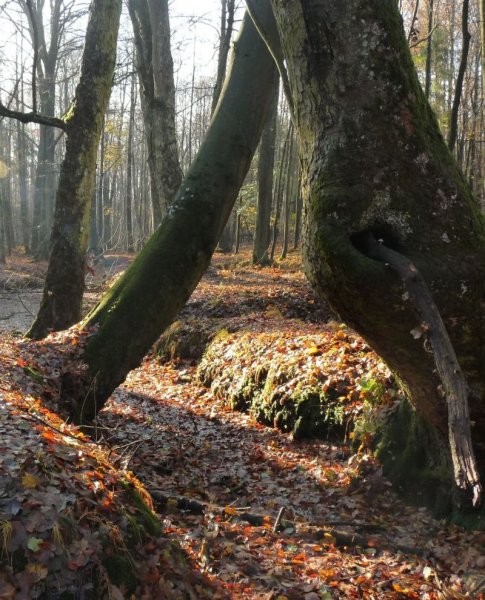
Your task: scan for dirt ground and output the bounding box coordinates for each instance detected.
[0,253,132,332]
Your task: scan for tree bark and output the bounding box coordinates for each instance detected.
[447,0,471,152]
[252,79,279,265]
[128,0,182,225]
[62,12,279,424]
[27,0,122,339]
[211,0,236,115]
[268,0,485,506]
[424,0,434,99]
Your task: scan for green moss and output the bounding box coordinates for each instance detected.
[375,399,455,517]
[156,318,215,361]
[122,483,161,537]
[102,552,137,591]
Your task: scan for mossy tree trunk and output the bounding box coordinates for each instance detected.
[269,0,485,507]
[64,13,278,423]
[27,0,122,340]
[128,0,182,225]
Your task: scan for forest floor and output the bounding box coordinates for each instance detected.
[0,249,485,599]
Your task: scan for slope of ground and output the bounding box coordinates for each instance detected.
[0,249,484,598]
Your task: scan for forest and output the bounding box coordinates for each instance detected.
[0,0,485,598]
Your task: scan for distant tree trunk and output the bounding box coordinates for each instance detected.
[268,0,485,510]
[27,0,122,339]
[448,0,470,152]
[95,115,106,251]
[211,0,236,114]
[280,130,296,259]
[0,188,5,263]
[23,0,64,259]
[424,0,434,99]
[125,70,136,252]
[270,123,292,260]
[481,0,485,100]
[292,171,302,251]
[128,0,182,225]
[252,79,279,265]
[60,12,278,424]
[30,88,56,258]
[1,124,15,253]
[213,0,237,250]
[217,215,235,253]
[17,118,31,253]
[234,197,242,254]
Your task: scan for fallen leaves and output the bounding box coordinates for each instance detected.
[1,250,484,598]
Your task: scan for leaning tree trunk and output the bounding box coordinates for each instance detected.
[62,12,279,424]
[268,0,485,511]
[27,0,122,339]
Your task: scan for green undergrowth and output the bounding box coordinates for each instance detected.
[197,323,401,442]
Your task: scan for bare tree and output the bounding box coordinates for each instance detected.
[128,0,182,225]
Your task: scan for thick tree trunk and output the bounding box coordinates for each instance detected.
[27,0,122,339]
[253,80,279,265]
[269,0,485,508]
[62,13,279,424]
[128,0,182,225]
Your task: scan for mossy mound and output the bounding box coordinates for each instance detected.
[156,317,225,361]
[198,322,400,441]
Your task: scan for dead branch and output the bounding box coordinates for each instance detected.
[363,232,482,507]
[0,101,67,130]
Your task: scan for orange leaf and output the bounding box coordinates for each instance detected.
[42,430,56,443]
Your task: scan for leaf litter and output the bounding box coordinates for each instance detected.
[0,250,484,598]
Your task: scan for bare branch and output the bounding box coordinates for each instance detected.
[0,101,67,130]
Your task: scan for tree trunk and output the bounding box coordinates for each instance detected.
[211,0,236,115]
[128,0,182,225]
[27,0,122,339]
[31,91,56,258]
[270,123,292,260]
[447,0,471,152]
[16,119,31,253]
[125,69,136,253]
[269,0,485,510]
[253,79,279,265]
[292,171,302,251]
[424,0,434,99]
[280,129,296,260]
[25,0,64,259]
[61,12,278,424]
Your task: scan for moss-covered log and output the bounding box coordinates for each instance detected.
[268,0,485,508]
[27,0,122,339]
[64,13,279,423]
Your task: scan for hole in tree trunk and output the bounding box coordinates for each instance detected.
[351,226,402,255]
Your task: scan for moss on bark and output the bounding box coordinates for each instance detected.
[63,13,279,423]
[27,0,122,339]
